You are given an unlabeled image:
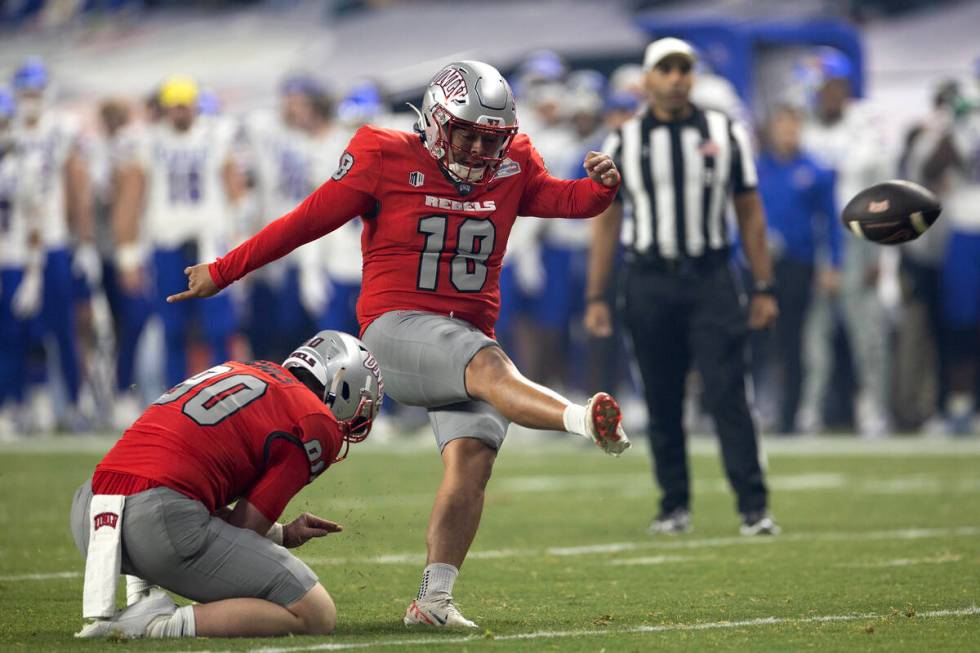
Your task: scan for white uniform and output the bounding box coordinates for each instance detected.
[135,118,237,261]
[0,146,41,268]
[946,111,980,233]
[307,126,363,285]
[800,102,893,436]
[13,113,80,250]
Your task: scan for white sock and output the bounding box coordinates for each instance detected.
[125,576,154,606]
[417,563,458,601]
[562,403,589,438]
[146,605,196,638]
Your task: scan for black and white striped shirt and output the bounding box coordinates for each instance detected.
[602,104,757,261]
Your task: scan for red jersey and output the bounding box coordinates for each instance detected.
[94,361,342,522]
[210,127,617,337]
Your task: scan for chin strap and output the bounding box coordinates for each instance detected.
[406,102,426,137]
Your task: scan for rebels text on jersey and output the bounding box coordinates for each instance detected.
[94,361,342,522]
[209,126,618,336]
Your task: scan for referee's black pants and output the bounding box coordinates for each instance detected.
[622,261,768,516]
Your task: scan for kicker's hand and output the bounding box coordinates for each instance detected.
[283,513,343,549]
[583,151,621,188]
[166,263,219,303]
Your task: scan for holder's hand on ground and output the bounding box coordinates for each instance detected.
[166,263,218,303]
[583,152,621,188]
[283,513,343,549]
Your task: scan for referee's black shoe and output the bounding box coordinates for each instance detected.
[648,508,692,535]
[740,511,781,536]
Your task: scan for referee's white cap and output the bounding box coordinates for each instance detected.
[643,37,698,71]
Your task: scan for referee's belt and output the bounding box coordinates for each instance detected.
[627,249,730,276]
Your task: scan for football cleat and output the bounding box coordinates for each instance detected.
[740,511,781,536]
[75,589,176,639]
[648,508,692,535]
[404,597,478,629]
[585,393,631,456]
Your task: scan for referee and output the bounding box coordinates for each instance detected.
[585,38,780,536]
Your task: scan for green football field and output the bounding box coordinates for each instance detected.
[1,432,979,651]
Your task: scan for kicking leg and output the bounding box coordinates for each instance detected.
[465,345,629,454]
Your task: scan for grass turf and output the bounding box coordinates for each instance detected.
[0,434,978,651]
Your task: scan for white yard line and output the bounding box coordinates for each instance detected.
[14,525,974,582]
[302,525,980,566]
[609,554,705,566]
[0,571,81,581]
[838,553,963,568]
[171,606,980,653]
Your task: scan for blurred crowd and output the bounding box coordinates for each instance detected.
[0,46,977,439]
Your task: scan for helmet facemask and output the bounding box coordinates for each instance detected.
[325,366,382,463]
[428,104,517,184]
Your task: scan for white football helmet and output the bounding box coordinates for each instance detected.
[283,330,384,460]
[414,60,518,185]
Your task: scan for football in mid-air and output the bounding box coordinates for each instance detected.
[841,180,942,245]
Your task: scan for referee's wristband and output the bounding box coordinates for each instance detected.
[752,280,777,297]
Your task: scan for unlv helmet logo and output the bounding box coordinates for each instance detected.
[431,67,469,103]
[868,199,890,213]
[93,512,119,531]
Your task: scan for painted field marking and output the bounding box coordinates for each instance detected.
[609,554,705,566]
[0,571,81,581]
[302,525,980,567]
[838,553,963,568]
[171,605,980,653]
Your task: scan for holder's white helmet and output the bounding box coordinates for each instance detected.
[283,330,384,461]
[415,60,518,185]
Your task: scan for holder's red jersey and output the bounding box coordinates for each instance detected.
[95,361,342,522]
[209,126,618,337]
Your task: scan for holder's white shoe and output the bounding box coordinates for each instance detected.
[75,589,176,639]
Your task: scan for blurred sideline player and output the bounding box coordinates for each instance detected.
[505,52,580,381]
[70,330,383,639]
[0,88,44,436]
[115,75,244,387]
[242,73,322,360]
[537,74,607,396]
[308,82,372,336]
[169,60,630,628]
[940,80,980,435]
[12,58,96,430]
[92,98,152,424]
[799,49,892,437]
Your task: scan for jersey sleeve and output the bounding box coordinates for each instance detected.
[209,177,375,288]
[330,125,383,197]
[600,130,624,203]
[517,139,619,218]
[244,435,310,523]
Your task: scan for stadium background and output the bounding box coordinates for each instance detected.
[0,0,978,438]
[0,2,979,649]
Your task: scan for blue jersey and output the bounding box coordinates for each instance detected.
[756,151,841,268]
